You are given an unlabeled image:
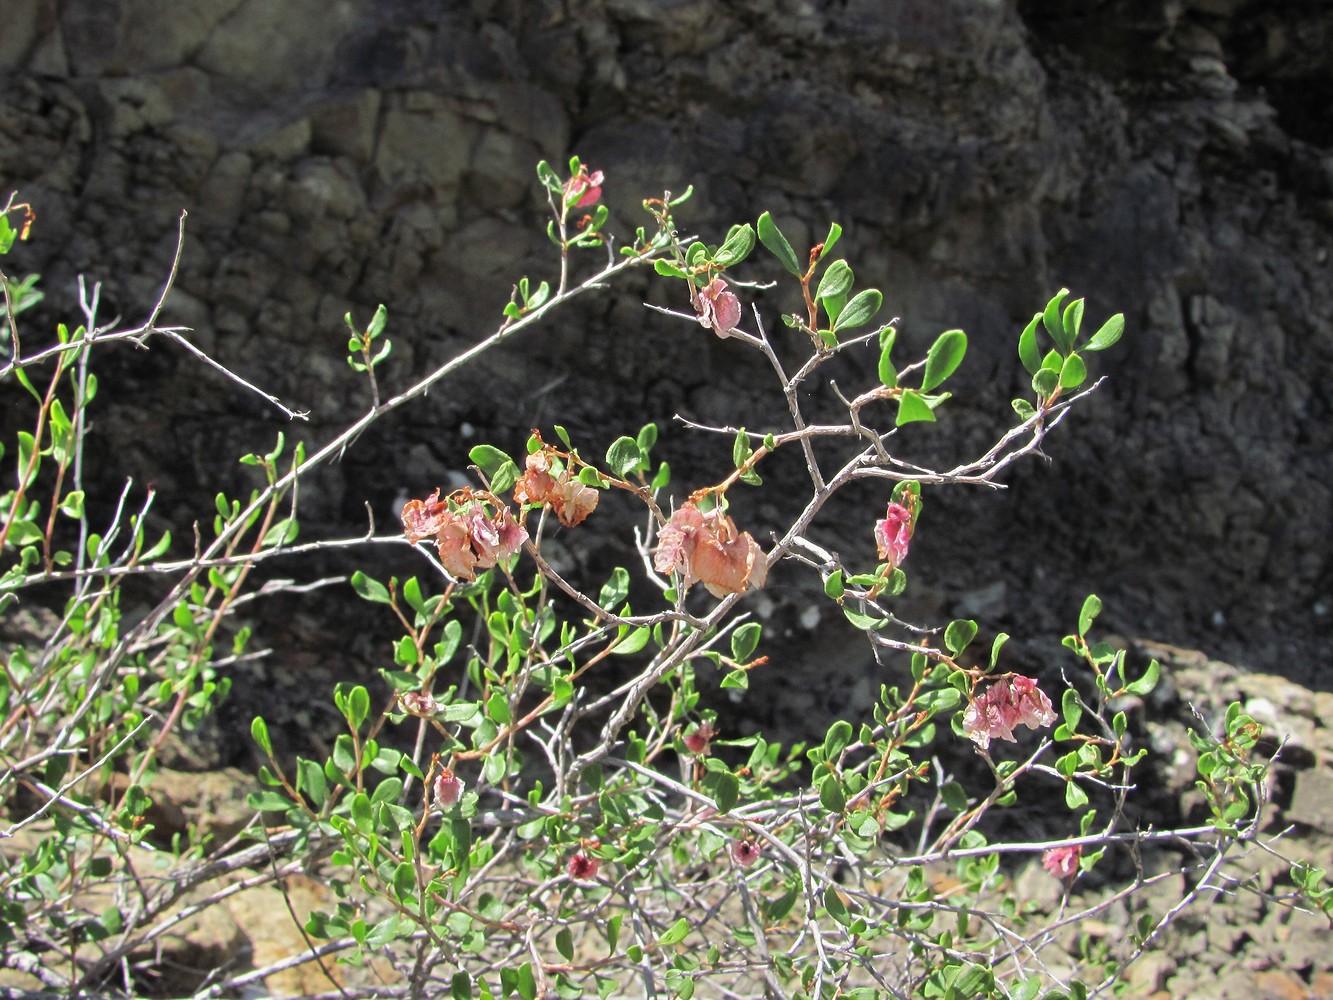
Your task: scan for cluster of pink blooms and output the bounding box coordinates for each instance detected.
[691,277,742,338]
[654,502,768,597]
[563,165,603,208]
[1042,844,1081,880]
[960,675,1057,749]
[874,501,913,569]
[512,448,599,527]
[402,490,527,581]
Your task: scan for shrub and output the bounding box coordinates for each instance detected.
[0,170,1327,999]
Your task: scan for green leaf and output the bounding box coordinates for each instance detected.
[347,685,371,729]
[1059,352,1087,389]
[1042,288,1071,354]
[818,775,846,813]
[659,917,690,947]
[842,607,887,631]
[921,329,967,391]
[832,288,882,331]
[824,570,845,600]
[1125,658,1160,696]
[605,436,643,479]
[720,669,749,690]
[731,622,762,662]
[816,259,853,303]
[598,567,630,610]
[1061,688,1082,732]
[1065,781,1089,809]
[756,212,801,276]
[823,720,853,759]
[468,444,512,479]
[654,259,690,279]
[990,632,1009,669]
[1018,312,1043,374]
[251,717,272,755]
[556,927,574,962]
[818,222,842,260]
[1085,312,1124,351]
[1078,595,1101,637]
[351,571,392,604]
[896,390,937,426]
[823,885,851,924]
[350,792,373,833]
[944,619,978,656]
[731,428,752,470]
[636,422,658,453]
[712,771,739,813]
[877,329,897,387]
[1032,368,1060,398]
[714,223,755,267]
[611,626,650,656]
[1061,298,1084,343]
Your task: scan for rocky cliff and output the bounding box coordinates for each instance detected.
[1,0,1329,689]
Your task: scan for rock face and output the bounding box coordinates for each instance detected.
[0,0,1329,685]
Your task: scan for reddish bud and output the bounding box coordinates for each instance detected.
[566,852,600,883]
[683,722,716,755]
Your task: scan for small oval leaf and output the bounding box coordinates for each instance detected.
[921,329,967,391]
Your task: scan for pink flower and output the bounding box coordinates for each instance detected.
[566,852,600,883]
[563,166,604,208]
[730,840,761,868]
[1042,845,1081,880]
[433,768,464,807]
[874,502,913,569]
[692,277,742,338]
[654,503,768,597]
[683,722,716,755]
[961,675,1057,749]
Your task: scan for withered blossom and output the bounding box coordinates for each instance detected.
[655,503,768,598]
[401,489,450,544]
[1042,845,1081,880]
[691,277,742,338]
[874,502,913,570]
[961,675,1057,750]
[401,493,528,581]
[513,451,599,527]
